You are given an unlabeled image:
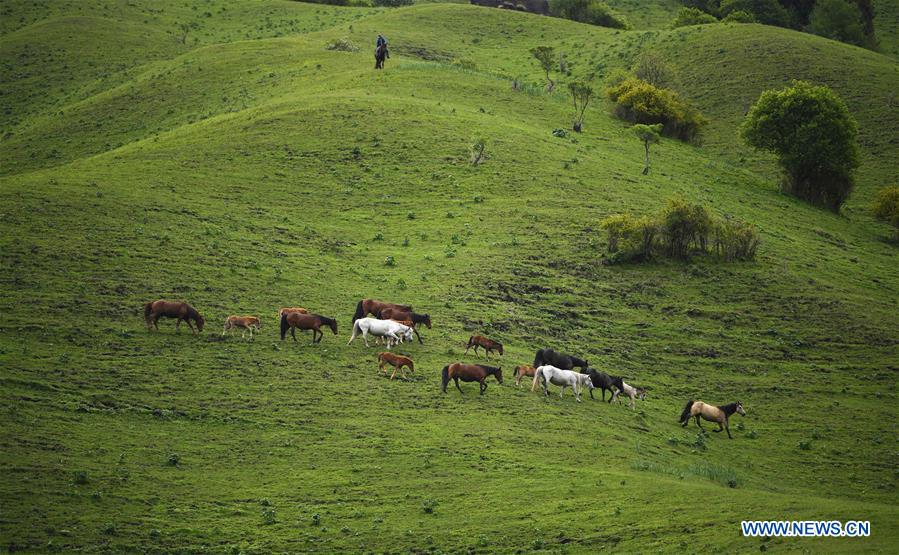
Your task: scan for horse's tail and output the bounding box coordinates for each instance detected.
[513,366,520,377]
[440,365,449,392]
[531,367,542,393]
[144,301,153,324]
[353,300,364,322]
[348,319,361,345]
[280,313,289,340]
[680,400,695,424]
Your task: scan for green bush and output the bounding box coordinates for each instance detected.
[719,0,790,26]
[600,198,758,262]
[606,77,707,142]
[722,9,756,23]
[550,0,630,29]
[872,186,899,241]
[808,0,868,47]
[672,7,718,27]
[741,80,859,212]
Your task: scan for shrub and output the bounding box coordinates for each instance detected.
[373,0,412,6]
[672,7,718,27]
[633,52,675,89]
[719,0,791,26]
[722,9,756,23]
[325,37,359,52]
[807,0,868,47]
[568,81,594,132]
[606,78,707,142]
[659,197,713,258]
[469,137,487,165]
[741,81,859,212]
[872,186,899,241]
[550,0,630,29]
[713,218,760,261]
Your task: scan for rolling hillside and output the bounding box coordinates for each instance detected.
[1,1,897,553]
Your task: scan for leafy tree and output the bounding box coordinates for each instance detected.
[741,80,859,212]
[872,186,899,241]
[550,0,630,29]
[177,21,200,44]
[633,52,675,89]
[719,0,791,26]
[672,7,718,27]
[606,77,707,142]
[469,137,487,166]
[568,81,594,132]
[632,124,662,174]
[530,46,556,92]
[722,9,757,22]
[807,0,867,47]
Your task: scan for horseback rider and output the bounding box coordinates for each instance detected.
[376,34,389,58]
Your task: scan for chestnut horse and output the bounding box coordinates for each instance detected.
[353,299,411,323]
[378,308,431,343]
[464,335,503,358]
[280,312,338,343]
[513,365,536,387]
[222,315,261,339]
[277,307,308,320]
[144,300,204,334]
[377,352,414,380]
[680,400,745,439]
[441,363,503,395]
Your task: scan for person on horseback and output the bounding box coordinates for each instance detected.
[376,34,389,59]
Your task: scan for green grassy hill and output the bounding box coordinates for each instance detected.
[1,2,897,553]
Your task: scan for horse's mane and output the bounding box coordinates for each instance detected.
[476,364,502,374]
[410,312,429,323]
[186,304,202,320]
[718,402,739,416]
[319,315,337,326]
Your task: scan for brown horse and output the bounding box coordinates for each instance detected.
[222,315,261,339]
[144,300,204,334]
[375,43,388,69]
[513,365,536,387]
[353,299,411,323]
[280,312,338,343]
[377,352,414,380]
[441,363,503,395]
[379,308,431,343]
[464,335,504,358]
[277,307,308,320]
[680,400,746,439]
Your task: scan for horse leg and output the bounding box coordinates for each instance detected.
[713,422,723,433]
[454,377,463,394]
[695,415,704,430]
[725,419,732,439]
[480,380,487,395]
[390,367,398,380]
[186,320,196,335]
[291,327,297,342]
[415,328,423,344]
[362,330,370,347]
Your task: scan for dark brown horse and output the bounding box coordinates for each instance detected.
[144,300,204,334]
[281,312,338,343]
[375,44,388,69]
[353,299,411,323]
[378,307,431,343]
[464,335,504,358]
[441,363,503,395]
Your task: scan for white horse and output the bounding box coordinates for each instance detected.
[347,317,412,348]
[534,365,594,403]
[611,381,646,410]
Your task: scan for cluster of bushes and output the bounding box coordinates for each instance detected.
[872,186,899,242]
[299,0,411,6]
[606,75,706,143]
[600,198,759,262]
[676,0,876,49]
[549,0,630,29]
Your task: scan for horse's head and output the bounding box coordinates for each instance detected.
[328,318,339,335]
[636,388,647,400]
[195,314,205,332]
[494,367,503,384]
[735,401,745,416]
[421,314,432,329]
[497,343,504,355]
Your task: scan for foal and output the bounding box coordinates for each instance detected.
[513,365,536,387]
[377,352,414,380]
[611,381,646,410]
[680,400,745,439]
[222,315,261,339]
[464,335,504,358]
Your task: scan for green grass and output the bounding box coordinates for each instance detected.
[1,2,897,552]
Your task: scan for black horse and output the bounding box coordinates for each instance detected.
[375,44,388,69]
[583,368,624,402]
[533,348,588,371]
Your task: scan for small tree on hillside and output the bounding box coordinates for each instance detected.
[177,21,200,44]
[469,137,487,166]
[633,52,675,90]
[632,124,662,175]
[872,186,899,241]
[568,81,594,132]
[530,46,556,92]
[808,0,867,48]
[741,80,859,212]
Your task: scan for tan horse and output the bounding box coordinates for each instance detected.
[680,400,745,439]
[377,352,414,380]
[513,365,536,387]
[222,316,261,339]
[277,307,308,320]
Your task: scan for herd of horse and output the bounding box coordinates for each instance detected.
[143,298,746,438]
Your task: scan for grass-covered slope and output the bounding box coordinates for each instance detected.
[1,2,897,553]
